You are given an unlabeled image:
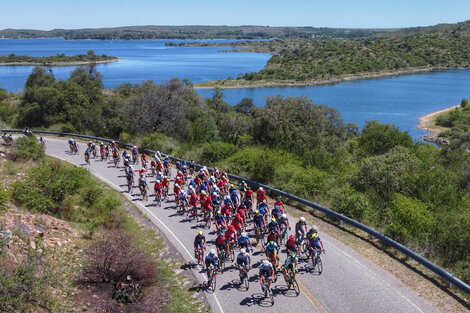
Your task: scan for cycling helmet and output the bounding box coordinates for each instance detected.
[300,217,306,222]
[269,241,274,245]
[230,184,234,188]
[311,233,318,240]
[259,187,264,191]
[235,213,240,218]
[240,248,246,255]
[210,249,216,255]
[201,190,206,194]
[216,210,221,215]
[255,210,260,215]
[281,213,287,219]
[241,232,247,237]
[311,225,318,233]
[175,183,179,187]
[263,200,267,204]
[262,259,270,266]
[241,180,245,184]
[276,198,281,202]
[290,252,297,258]
[271,218,276,222]
[198,231,203,236]
[156,180,161,183]
[229,225,235,231]
[212,192,217,196]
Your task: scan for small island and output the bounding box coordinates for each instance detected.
[0,50,120,66]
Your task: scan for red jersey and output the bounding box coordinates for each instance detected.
[163,178,170,187]
[245,189,254,198]
[216,236,226,245]
[154,182,162,191]
[225,229,236,240]
[232,218,243,230]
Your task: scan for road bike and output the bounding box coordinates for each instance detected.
[262,277,274,304]
[139,184,148,201]
[203,210,212,229]
[84,153,90,165]
[280,224,288,246]
[310,248,323,275]
[282,267,300,295]
[239,266,249,290]
[127,175,133,193]
[154,190,162,206]
[227,241,236,262]
[207,264,218,291]
[195,247,204,267]
[113,154,120,168]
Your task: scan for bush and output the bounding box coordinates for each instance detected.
[13,136,44,161]
[331,186,371,220]
[385,194,434,244]
[82,229,157,283]
[357,121,413,156]
[201,141,237,163]
[453,256,470,284]
[141,132,179,155]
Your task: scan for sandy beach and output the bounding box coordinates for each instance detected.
[0,58,123,67]
[417,105,459,132]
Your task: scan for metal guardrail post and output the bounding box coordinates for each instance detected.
[2,128,470,295]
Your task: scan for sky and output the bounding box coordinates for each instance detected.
[1,0,470,30]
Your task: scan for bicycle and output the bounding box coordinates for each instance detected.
[139,185,148,201]
[282,267,300,295]
[207,265,218,291]
[127,176,133,193]
[162,185,169,200]
[113,155,120,168]
[155,190,162,206]
[262,277,274,304]
[280,224,288,246]
[255,226,265,247]
[239,266,249,290]
[179,199,188,214]
[84,153,90,165]
[195,247,204,267]
[267,256,279,283]
[227,241,236,262]
[219,250,227,271]
[203,210,212,229]
[310,249,324,275]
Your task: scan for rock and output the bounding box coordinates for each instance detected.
[29,240,36,250]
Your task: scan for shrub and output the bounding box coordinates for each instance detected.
[13,136,44,161]
[453,256,470,284]
[141,132,179,155]
[82,229,157,283]
[331,186,371,220]
[357,121,413,156]
[385,194,434,244]
[201,141,237,163]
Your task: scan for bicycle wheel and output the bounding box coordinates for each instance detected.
[230,248,235,262]
[273,266,278,283]
[316,257,323,275]
[269,287,274,304]
[244,273,249,290]
[292,278,300,295]
[210,272,217,290]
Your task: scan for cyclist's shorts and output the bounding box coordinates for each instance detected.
[260,270,272,278]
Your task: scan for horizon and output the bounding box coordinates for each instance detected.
[1,0,470,30]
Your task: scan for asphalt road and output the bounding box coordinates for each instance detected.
[43,137,440,313]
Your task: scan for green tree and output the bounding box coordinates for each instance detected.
[357,121,413,156]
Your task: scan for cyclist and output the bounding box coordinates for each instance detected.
[224,225,237,255]
[173,183,181,206]
[286,234,298,256]
[267,229,280,246]
[282,252,299,280]
[215,231,226,257]
[295,217,307,243]
[189,190,199,220]
[236,203,247,225]
[265,240,280,263]
[273,198,286,214]
[214,211,227,232]
[179,190,189,210]
[193,231,206,259]
[256,187,267,209]
[253,210,266,242]
[267,217,280,235]
[239,180,248,194]
[306,225,318,239]
[237,248,251,281]
[141,153,148,169]
[205,249,220,277]
[154,180,163,201]
[138,175,149,198]
[271,203,283,220]
[131,145,138,163]
[189,160,196,176]
[84,147,90,163]
[230,187,240,208]
[308,233,325,259]
[258,200,269,224]
[68,138,77,152]
[259,259,274,292]
[237,231,253,252]
[231,213,244,234]
[162,175,170,197]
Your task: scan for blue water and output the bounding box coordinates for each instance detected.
[0,38,271,92]
[1,38,470,140]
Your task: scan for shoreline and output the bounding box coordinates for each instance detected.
[0,58,123,67]
[417,105,459,145]
[195,67,469,89]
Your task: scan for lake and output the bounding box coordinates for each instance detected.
[1,38,470,140]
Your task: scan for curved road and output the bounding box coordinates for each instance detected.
[43,137,440,313]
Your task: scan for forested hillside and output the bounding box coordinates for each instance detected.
[1,67,469,285]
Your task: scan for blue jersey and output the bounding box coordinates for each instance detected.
[308,236,322,249]
[238,235,250,245]
[265,242,279,254]
[253,215,264,227]
[205,254,219,267]
[194,235,205,247]
[268,221,279,232]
